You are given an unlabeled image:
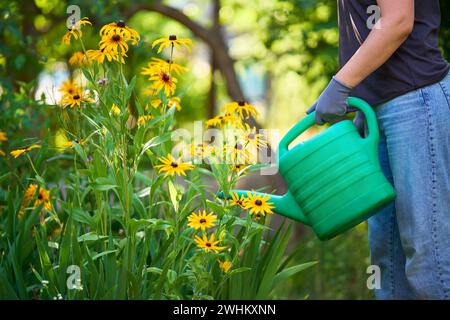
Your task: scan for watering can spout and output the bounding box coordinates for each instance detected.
[218,190,310,226]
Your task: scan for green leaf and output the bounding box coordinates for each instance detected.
[273,261,318,286]
[77,232,108,242]
[93,177,117,191]
[168,180,179,212]
[72,141,87,163]
[92,250,117,261]
[72,209,95,225]
[124,75,137,104]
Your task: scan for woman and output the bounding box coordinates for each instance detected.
[307,0,450,299]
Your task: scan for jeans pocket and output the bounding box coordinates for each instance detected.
[438,77,450,112]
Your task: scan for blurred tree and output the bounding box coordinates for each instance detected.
[440,0,450,61]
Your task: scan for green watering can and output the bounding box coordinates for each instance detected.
[220,97,396,240]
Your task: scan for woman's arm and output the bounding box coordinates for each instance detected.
[307,0,415,124]
[336,0,414,87]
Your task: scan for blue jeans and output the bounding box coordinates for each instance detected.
[368,72,450,299]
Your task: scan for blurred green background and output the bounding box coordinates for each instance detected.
[1,0,449,300]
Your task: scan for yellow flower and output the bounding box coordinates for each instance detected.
[243,192,275,216]
[60,89,94,109]
[224,141,250,164]
[206,115,224,128]
[230,192,246,208]
[68,51,89,66]
[218,260,232,273]
[137,115,154,126]
[242,123,267,150]
[100,20,140,45]
[152,35,193,53]
[194,233,225,253]
[233,164,249,173]
[59,79,80,97]
[10,144,41,158]
[63,139,85,148]
[0,131,7,142]
[99,32,129,56]
[150,98,162,108]
[222,101,258,119]
[111,104,121,116]
[187,210,217,231]
[62,17,91,45]
[24,184,52,211]
[86,49,119,64]
[141,58,187,77]
[206,113,242,129]
[147,70,177,97]
[190,143,214,158]
[168,97,182,111]
[0,149,5,157]
[155,154,194,177]
[222,112,243,128]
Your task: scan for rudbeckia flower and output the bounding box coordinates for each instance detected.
[242,123,267,150]
[152,35,193,53]
[141,58,187,77]
[0,131,7,142]
[194,233,225,253]
[187,210,217,231]
[222,101,259,119]
[230,192,246,208]
[99,31,129,56]
[110,104,121,116]
[218,260,232,273]
[68,51,89,66]
[61,17,91,45]
[146,70,177,97]
[60,89,94,109]
[59,79,80,97]
[63,139,85,148]
[100,20,140,45]
[86,49,121,64]
[24,184,52,211]
[10,144,41,158]
[137,115,154,126]
[154,154,194,177]
[243,192,275,216]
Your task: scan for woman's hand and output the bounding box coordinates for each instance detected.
[306,77,353,125]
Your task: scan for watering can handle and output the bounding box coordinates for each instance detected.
[278,97,379,158]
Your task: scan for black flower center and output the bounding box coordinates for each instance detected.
[73,94,80,100]
[117,20,125,28]
[248,133,255,140]
[255,200,262,206]
[235,143,243,150]
[237,101,246,106]
[200,219,206,224]
[162,73,170,82]
[171,162,178,168]
[169,35,177,40]
[38,194,43,200]
[206,242,212,247]
[112,34,121,42]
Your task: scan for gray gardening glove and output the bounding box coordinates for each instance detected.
[306,76,353,125]
[353,111,366,136]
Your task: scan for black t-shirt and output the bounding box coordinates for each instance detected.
[338,0,450,106]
